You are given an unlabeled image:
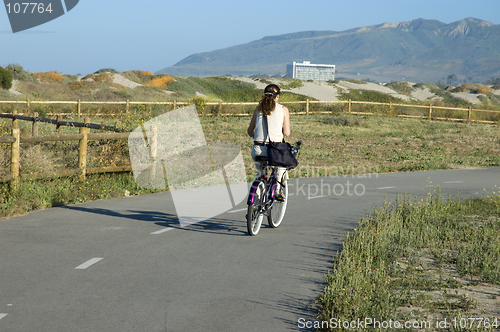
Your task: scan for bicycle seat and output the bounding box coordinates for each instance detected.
[255,156,268,162]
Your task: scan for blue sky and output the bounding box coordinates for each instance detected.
[1,0,500,75]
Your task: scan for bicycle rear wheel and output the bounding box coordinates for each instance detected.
[268,183,288,228]
[247,181,265,236]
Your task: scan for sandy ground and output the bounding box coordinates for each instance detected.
[411,86,441,101]
[451,91,482,105]
[112,74,142,89]
[337,81,410,100]
[8,80,22,96]
[234,77,339,101]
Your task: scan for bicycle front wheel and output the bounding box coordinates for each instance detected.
[268,183,288,228]
[247,181,265,236]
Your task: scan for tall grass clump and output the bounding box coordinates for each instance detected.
[316,189,500,330]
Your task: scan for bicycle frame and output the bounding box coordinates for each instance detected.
[246,166,279,206]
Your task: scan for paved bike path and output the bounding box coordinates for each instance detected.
[0,167,498,331]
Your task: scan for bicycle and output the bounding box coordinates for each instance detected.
[246,140,302,236]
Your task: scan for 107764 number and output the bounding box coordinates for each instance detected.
[452,317,499,329]
[5,2,53,14]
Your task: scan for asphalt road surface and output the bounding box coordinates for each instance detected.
[0,167,499,331]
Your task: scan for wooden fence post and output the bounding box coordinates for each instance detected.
[56,115,63,134]
[389,101,392,114]
[173,100,177,110]
[11,128,20,190]
[126,99,130,114]
[468,107,472,121]
[429,104,432,120]
[79,118,90,182]
[306,99,309,115]
[77,99,81,118]
[12,109,18,129]
[32,112,39,136]
[348,99,352,114]
[218,100,222,115]
[26,99,31,116]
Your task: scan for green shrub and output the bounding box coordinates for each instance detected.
[386,82,413,95]
[0,67,13,90]
[94,68,119,74]
[6,64,36,82]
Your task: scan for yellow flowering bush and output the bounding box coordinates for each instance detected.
[34,72,64,83]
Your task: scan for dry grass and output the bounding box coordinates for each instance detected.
[199,113,500,181]
[20,144,56,175]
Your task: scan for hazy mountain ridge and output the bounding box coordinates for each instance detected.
[157,18,500,82]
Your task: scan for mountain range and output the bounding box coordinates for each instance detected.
[157,18,500,83]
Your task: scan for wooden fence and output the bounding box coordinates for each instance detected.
[1,99,499,123]
[0,119,149,187]
[1,99,499,187]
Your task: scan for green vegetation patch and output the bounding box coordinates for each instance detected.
[5,64,37,83]
[0,67,13,90]
[316,190,500,330]
[386,82,414,96]
[339,89,404,104]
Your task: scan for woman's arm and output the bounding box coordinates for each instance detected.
[247,107,258,137]
[282,106,291,137]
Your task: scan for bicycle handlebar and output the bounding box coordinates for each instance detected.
[291,140,303,158]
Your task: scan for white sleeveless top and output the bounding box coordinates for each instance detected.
[254,103,284,143]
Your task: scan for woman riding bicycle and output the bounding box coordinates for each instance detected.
[247,84,291,201]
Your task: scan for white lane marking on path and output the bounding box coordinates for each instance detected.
[151,227,174,235]
[0,314,7,320]
[444,181,464,184]
[75,258,103,270]
[308,195,328,200]
[377,186,396,190]
[228,208,247,213]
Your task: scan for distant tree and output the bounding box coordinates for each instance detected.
[447,74,457,85]
[487,77,500,85]
[0,67,13,90]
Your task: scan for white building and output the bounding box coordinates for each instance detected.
[286,61,335,81]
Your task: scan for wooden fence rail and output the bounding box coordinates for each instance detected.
[1,99,499,123]
[0,111,122,135]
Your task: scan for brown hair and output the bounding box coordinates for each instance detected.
[258,84,280,116]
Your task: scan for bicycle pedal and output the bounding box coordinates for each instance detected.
[276,193,286,202]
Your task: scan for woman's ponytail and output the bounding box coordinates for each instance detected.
[258,84,280,116]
